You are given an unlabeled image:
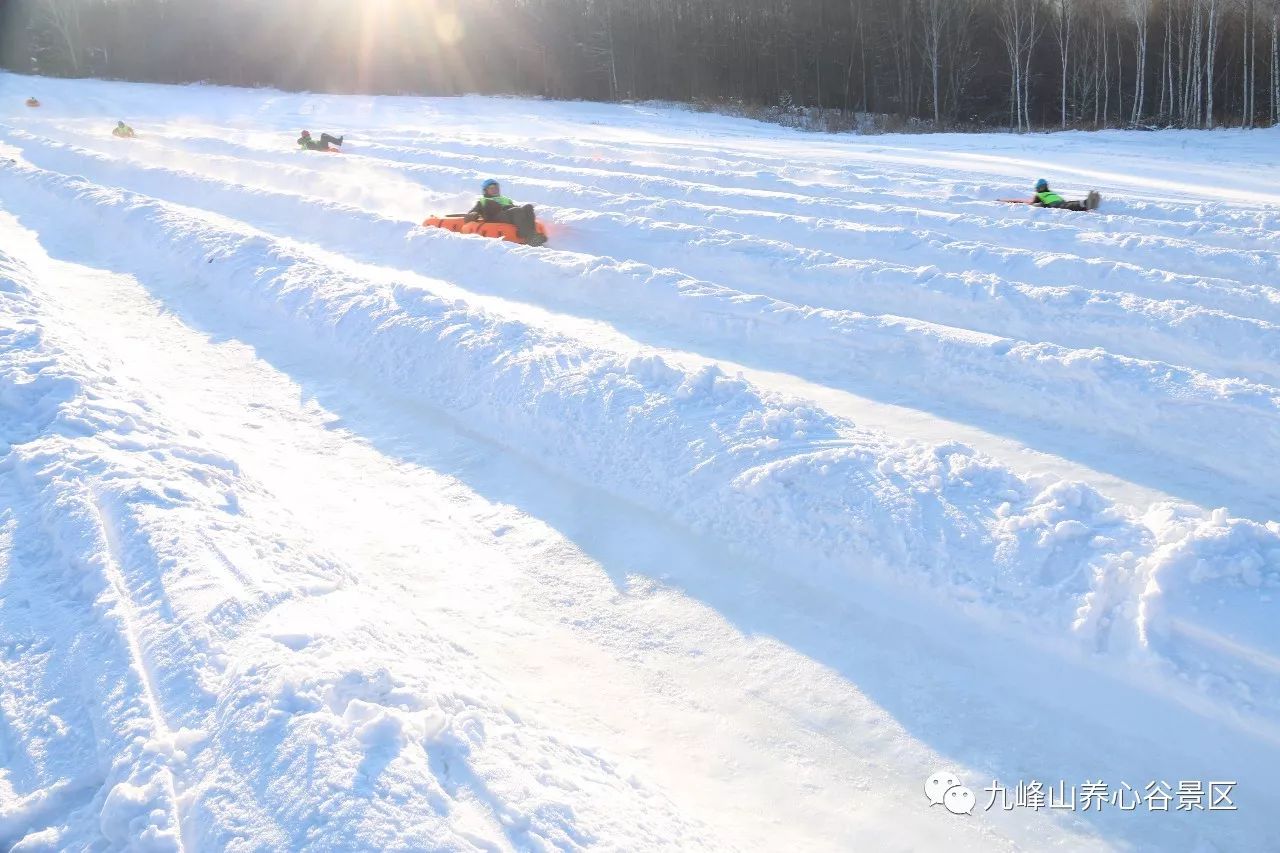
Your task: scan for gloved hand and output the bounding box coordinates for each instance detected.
[463,212,480,223]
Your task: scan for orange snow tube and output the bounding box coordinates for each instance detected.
[25,98,40,108]
[422,215,548,245]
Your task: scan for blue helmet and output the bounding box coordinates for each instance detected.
[1035,178,1049,192]
[481,178,500,193]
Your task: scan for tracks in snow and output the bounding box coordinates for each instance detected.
[4,122,1280,515]
[2,95,1280,852]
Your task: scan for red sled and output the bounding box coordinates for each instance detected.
[422,214,548,245]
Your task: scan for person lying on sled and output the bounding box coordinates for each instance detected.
[297,130,344,151]
[464,178,547,246]
[1017,178,1100,212]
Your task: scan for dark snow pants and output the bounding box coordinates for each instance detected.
[491,203,538,239]
[508,204,538,239]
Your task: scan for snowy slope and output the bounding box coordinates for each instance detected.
[1,73,1278,852]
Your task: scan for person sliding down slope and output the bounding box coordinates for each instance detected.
[113,121,136,138]
[297,130,344,151]
[1000,179,1100,211]
[465,179,547,246]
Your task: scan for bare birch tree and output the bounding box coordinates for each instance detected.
[1050,0,1075,126]
[999,0,1041,130]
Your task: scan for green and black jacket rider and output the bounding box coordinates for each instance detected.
[468,193,515,221]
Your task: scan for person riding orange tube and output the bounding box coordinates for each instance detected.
[464,179,546,246]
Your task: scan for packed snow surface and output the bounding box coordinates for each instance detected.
[1,73,1279,852]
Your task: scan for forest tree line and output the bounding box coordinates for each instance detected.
[1,0,1277,130]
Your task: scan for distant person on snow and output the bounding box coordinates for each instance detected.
[464,179,546,246]
[298,130,343,151]
[1002,179,1100,212]
[113,121,135,138]
[25,97,39,107]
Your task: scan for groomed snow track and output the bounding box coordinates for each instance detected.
[1,74,1278,852]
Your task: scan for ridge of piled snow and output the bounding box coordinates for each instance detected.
[5,147,1280,500]
[0,229,727,852]
[3,156,1275,732]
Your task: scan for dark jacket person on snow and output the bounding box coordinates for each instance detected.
[465,179,546,245]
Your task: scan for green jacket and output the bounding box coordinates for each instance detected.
[113,124,134,137]
[1034,190,1064,206]
[469,194,514,219]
